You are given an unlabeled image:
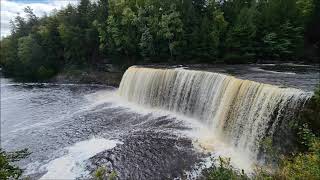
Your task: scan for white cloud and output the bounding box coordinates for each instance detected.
[1,0,80,38]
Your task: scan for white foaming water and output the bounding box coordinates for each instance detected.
[115,66,311,171]
[40,137,122,180]
[82,66,311,173]
[87,90,250,173]
[90,92,229,176]
[84,88,255,173]
[184,126,255,173]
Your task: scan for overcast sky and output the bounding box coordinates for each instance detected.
[1,0,80,38]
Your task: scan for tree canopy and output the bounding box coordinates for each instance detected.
[0,0,319,80]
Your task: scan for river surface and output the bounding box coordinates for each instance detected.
[1,64,319,179]
[1,79,208,179]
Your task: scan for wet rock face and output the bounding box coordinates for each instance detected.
[89,131,205,180]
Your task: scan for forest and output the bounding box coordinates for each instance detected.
[0,0,319,80]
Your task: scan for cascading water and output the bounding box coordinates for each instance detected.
[118,66,311,159]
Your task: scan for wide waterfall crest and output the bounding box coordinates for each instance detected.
[117,66,311,158]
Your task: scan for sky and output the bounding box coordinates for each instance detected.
[1,0,80,38]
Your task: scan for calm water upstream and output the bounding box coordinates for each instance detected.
[1,64,319,179]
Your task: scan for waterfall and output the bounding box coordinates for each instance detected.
[117,66,311,158]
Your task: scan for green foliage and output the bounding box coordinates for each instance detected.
[104,0,140,59]
[109,170,117,180]
[296,0,315,19]
[158,5,183,58]
[206,129,320,180]
[206,157,248,180]
[260,136,281,164]
[278,138,320,180]
[0,0,319,80]
[205,86,320,180]
[298,123,317,148]
[94,166,106,180]
[37,66,55,80]
[94,166,118,180]
[279,87,320,179]
[139,27,154,57]
[17,35,42,65]
[255,88,320,180]
[0,148,30,179]
[225,5,257,63]
[263,21,303,59]
[298,86,320,140]
[189,1,228,61]
[0,37,18,74]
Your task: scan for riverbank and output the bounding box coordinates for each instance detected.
[52,63,319,91]
[52,69,123,87]
[2,63,318,90]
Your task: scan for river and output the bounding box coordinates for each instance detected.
[1,64,319,179]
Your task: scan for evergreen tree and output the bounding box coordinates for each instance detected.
[225,5,257,63]
[0,0,318,80]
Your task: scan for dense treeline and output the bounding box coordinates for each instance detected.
[0,0,319,80]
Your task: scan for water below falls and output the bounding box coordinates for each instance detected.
[1,64,317,179]
[118,67,311,159]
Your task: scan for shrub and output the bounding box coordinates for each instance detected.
[0,148,30,179]
[94,166,107,180]
[296,85,320,139]
[205,157,248,180]
[109,170,117,180]
[94,166,118,180]
[278,138,320,179]
[37,66,55,80]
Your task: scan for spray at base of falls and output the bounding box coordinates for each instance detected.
[117,66,311,162]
